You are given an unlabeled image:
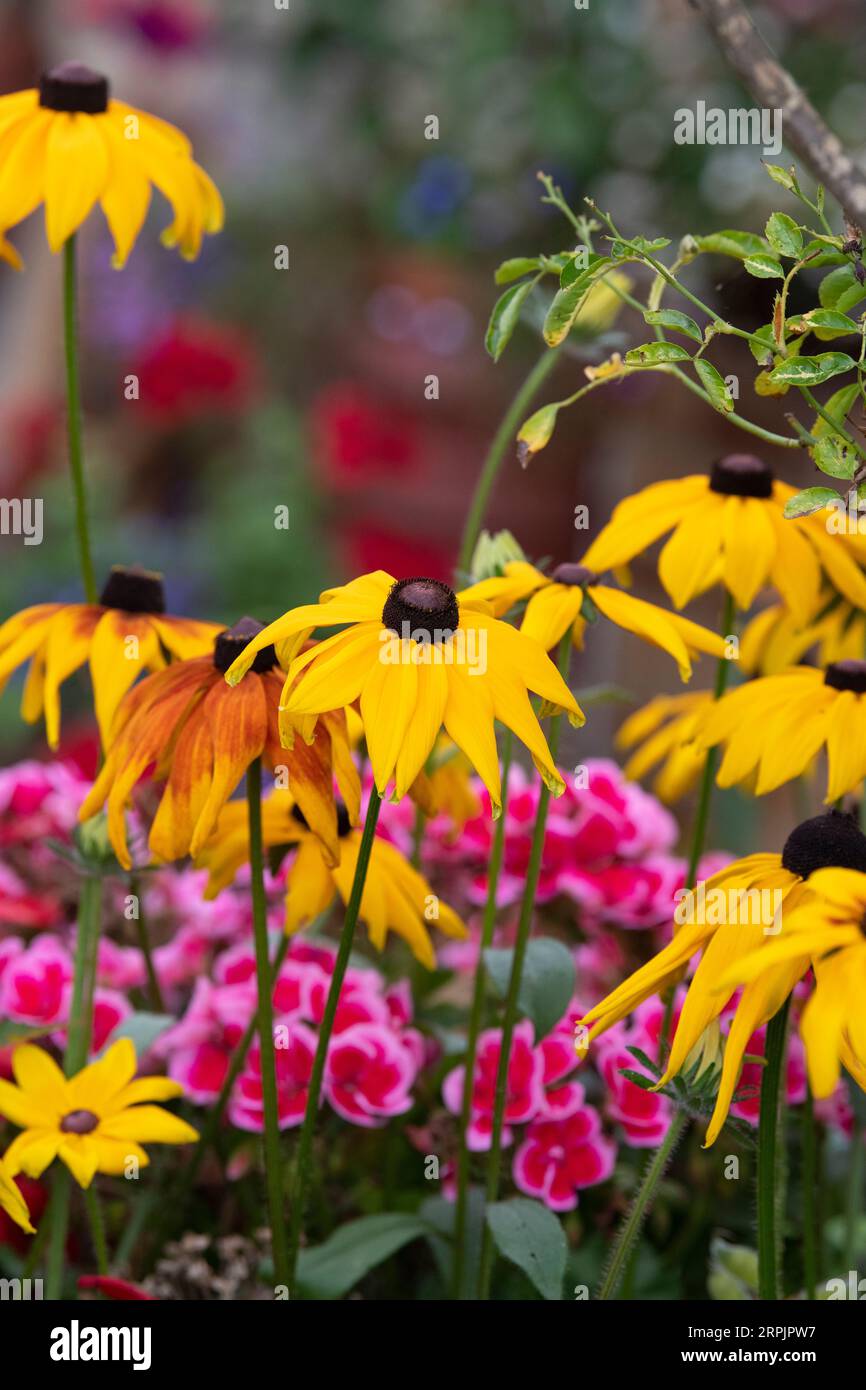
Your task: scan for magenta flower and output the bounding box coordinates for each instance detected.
[325,1023,416,1127]
[0,935,72,1027]
[513,1104,616,1212]
[230,1025,319,1132]
[443,1019,545,1150]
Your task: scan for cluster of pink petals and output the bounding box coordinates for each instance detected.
[443,1018,616,1212]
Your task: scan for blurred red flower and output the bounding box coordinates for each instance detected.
[132,319,256,424]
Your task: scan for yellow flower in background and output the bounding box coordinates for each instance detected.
[458,559,727,681]
[0,1153,35,1234]
[740,597,866,676]
[616,690,713,802]
[698,660,866,802]
[79,618,360,871]
[196,791,467,969]
[579,811,866,1145]
[580,455,866,616]
[574,270,632,334]
[0,566,221,748]
[223,571,583,814]
[0,63,223,266]
[722,865,866,1100]
[0,1038,198,1188]
[426,736,482,833]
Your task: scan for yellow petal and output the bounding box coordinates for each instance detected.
[44,113,110,250]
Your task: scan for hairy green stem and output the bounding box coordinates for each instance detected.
[452,731,513,1300]
[287,787,382,1296]
[597,1109,688,1300]
[63,235,97,604]
[85,1185,109,1276]
[802,1085,818,1299]
[458,346,562,574]
[129,874,164,1014]
[843,1114,865,1270]
[757,997,791,1299]
[247,757,290,1289]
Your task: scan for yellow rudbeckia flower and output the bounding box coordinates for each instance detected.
[580,455,866,616]
[0,1153,35,1234]
[740,596,866,676]
[196,791,467,970]
[223,571,584,813]
[578,811,866,1146]
[0,64,223,266]
[458,559,727,680]
[616,690,713,802]
[79,618,361,871]
[0,566,221,748]
[720,865,866,1101]
[0,1038,198,1189]
[698,659,866,802]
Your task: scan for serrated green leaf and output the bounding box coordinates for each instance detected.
[694,230,767,260]
[625,341,690,365]
[743,253,785,279]
[766,352,856,386]
[783,486,840,518]
[748,323,776,365]
[765,212,802,259]
[786,309,859,337]
[560,250,600,288]
[494,256,541,286]
[619,1069,658,1092]
[543,258,611,345]
[643,308,703,343]
[485,1198,566,1301]
[820,265,865,311]
[485,279,536,362]
[694,358,734,411]
[811,433,858,480]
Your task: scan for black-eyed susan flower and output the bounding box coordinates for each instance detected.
[0,1037,198,1188]
[740,596,866,676]
[0,565,221,748]
[0,1152,35,1234]
[698,659,866,802]
[578,811,866,1146]
[580,454,866,616]
[0,63,223,266]
[458,559,727,680]
[78,618,361,871]
[196,791,467,969]
[223,571,584,814]
[721,864,866,1100]
[616,690,713,802]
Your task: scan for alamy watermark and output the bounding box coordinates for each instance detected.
[0,497,42,545]
[378,625,487,675]
[674,101,782,158]
[673,883,784,935]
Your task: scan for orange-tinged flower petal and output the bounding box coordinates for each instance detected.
[188,676,269,856]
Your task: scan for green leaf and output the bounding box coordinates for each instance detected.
[820,265,866,311]
[619,1068,658,1092]
[763,163,796,192]
[296,1213,430,1299]
[560,251,602,289]
[812,382,860,437]
[483,938,576,1040]
[783,486,840,518]
[747,323,776,365]
[743,253,785,280]
[486,280,536,362]
[765,352,856,386]
[0,1020,57,1047]
[625,341,690,365]
[811,433,858,480]
[516,401,560,465]
[614,234,670,255]
[764,212,803,259]
[694,230,767,260]
[542,259,612,345]
[799,239,847,269]
[643,309,703,343]
[494,256,541,285]
[786,309,859,337]
[835,281,866,315]
[102,1011,174,1057]
[694,358,734,412]
[485,1198,566,1301]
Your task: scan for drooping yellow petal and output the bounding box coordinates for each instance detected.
[657,495,728,608]
[359,642,419,796]
[44,112,110,250]
[589,585,694,681]
[582,477,710,574]
[98,112,152,268]
[0,1158,35,1233]
[0,107,51,227]
[720,495,776,610]
[519,583,584,653]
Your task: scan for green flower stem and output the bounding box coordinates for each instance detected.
[45,1169,71,1300]
[452,730,513,1300]
[63,235,97,604]
[129,874,165,1014]
[476,635,570,1300]
[843,1113,865,1270]
[247,757,290,1290]
[457,346,562,575]
[757,995,792,1299]
[802,1084,819,1299]
[597,1108,688,1300]
[85,1185,109,1276]
[286,785,383,1297]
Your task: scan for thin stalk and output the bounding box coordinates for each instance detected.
[63,235,97,604]
[757,996,792,1300]
[457,346,562,574]
[246,757,290,1289]
[843,1115,865,1270]
[477,635,570,1299]
[802,1085,818,1299]
[286,786,383,1296]
[45,1169,71,1300]
[129,874,164,1014]
[597,1109,688,1299]
[452,730,513,1300]
[85,1185,109,1276]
